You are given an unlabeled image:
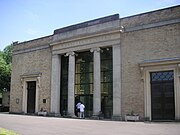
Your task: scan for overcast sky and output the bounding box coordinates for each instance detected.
[0,0,179,50]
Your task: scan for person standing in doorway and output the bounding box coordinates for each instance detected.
[80,102,85,119]
[76,101,81,117]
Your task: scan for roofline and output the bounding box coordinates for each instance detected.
[13,5,179,45]
[13,35,53,46]
[54,14,119,34]
[121,5,180,20]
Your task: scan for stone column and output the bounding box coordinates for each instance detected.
[177,64,180,120]
[50,54,61,116]
[90,47,101,117]
[66,51,76,117]
[112,44,122,120]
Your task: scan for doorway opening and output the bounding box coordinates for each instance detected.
[75,51,93,117]
[27,81,36,113]
[150,70,175,120]
[101,48,113,118]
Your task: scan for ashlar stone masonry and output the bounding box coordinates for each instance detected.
[10,5,180,121]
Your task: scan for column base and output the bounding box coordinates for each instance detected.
[91,115,100,120]
[112,115,122,121]
[175,119,180,122]
[49,112,61,117]
[66,113,77,118]
[143,117,150,121]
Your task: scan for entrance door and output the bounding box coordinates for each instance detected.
[75,95,93,117]
[75,51,93,117]
[27,81,36,113]
[150,71,175,120]
[101,95,113,118]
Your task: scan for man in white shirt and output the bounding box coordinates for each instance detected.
[76,102,81,117]
[79,103,85,119]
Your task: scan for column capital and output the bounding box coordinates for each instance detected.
[65,51,75,57]
[90,47,101,53]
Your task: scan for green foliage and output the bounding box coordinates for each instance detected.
[3,45,12,64]
[0,45,12,92]
[0,127,19,135]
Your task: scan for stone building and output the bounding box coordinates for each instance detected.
[10,5,180,121]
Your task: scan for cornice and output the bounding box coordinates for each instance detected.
[139,57,180,67]
[50,29,121,46]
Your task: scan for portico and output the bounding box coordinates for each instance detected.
[50,14,122,118]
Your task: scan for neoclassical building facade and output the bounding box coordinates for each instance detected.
[10,6,180,121]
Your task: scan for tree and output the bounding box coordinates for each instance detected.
[0,45,12,92]
[3,45,12,64]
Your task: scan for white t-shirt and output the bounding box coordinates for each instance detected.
[80,104,85,112]
[76,102,81,109]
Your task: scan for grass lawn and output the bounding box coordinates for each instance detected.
[0,127,19,135]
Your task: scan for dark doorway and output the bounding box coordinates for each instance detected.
[101,48,113,118]
[27,81,36,113]
[75,95,93,117]
[60,55,68,116]
[150,71,175,120]
[75,51,93,117]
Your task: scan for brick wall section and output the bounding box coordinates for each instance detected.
[10,37,52,113]
[13,35,52,52]
[119,6,180,117]
[120,23,180,117]
[121,5,180,28]
[10,6,180,118]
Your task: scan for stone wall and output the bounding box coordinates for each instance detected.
[10,5,180,119]
[10,36,52,113]
[13,35,52,52]
[121,5,180,29]
[120,5,180,117]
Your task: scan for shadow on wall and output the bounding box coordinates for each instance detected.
[0,91,10,112]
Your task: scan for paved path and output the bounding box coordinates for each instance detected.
[0,113,180,135]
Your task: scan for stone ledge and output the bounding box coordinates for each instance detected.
[48,113,61,117]
[125,115,139,121]
[37,112,47,116]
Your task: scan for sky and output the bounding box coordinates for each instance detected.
[0,0,179,51]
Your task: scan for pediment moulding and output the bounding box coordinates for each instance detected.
[20,72,42,78]
[139,57,180,80]
[139,57,180,67]
[20,72,42,88]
